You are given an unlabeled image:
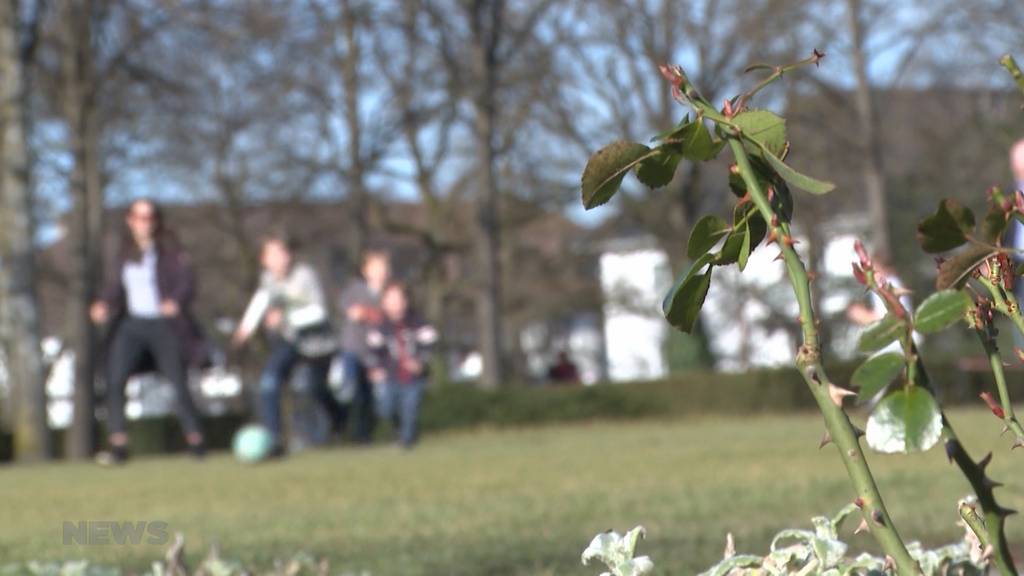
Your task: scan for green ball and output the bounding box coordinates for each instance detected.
[232,424,274,463]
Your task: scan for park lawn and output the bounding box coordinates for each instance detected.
[0,408,1021,575]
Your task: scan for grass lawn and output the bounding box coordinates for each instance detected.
[0,408,1021,575]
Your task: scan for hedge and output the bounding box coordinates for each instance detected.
[1,362,1019,461]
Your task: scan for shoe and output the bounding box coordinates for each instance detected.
[95,445,130,466]
[187,441,207,460]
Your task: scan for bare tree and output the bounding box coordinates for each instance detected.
[0,0,49,460]
[417,0,563,388]
[57,0,104,459]
[558,0,803,368]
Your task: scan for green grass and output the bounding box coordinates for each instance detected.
[1,408,1022,575]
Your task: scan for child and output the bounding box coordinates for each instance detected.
[232,233,345,455]
[365,282,437,448]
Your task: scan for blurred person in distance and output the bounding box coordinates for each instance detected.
[547,349,580,385]
[1004,139,1024,349]
[231,232,345,457]
[365,281,437,449]
[337,248,390,444]
[91,198,208,464]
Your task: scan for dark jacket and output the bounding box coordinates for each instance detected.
[99,243,210,370]
[365,313,437,384]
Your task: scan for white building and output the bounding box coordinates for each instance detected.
[597,219,873,380]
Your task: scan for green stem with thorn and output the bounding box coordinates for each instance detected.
[975,276,1024,446]
[728,138,920,575]
[859,275,1017,576]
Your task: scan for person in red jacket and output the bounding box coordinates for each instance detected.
[365,282,437,448]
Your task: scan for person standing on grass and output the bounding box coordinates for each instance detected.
[91,198,207,464]
[365,282,437,448]
[232,233,346,456]
[337,249,390,444]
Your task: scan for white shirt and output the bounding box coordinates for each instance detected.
[122,248,161,318]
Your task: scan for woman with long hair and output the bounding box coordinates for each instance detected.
[90,198,207,464]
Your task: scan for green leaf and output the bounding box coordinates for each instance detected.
[732,110,787,157]
[687,215,729,259]
[728,157,794,221]
[717,207,767,270]
[936,245,997,290]
[651,114,689,141]
[913,290,970,334]
[581,141,654,209]
[851,352,904,402]
[865,387,942,454]
[636,146,682,189]
[675,121,724,162]
[856,315,906,354]
[738,224,753,271]
[760,148,836,195]
[916,198,975,253]
[663,266,713,334]
[981,204,1010,245]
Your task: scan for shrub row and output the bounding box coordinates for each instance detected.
[1,362,1018,461]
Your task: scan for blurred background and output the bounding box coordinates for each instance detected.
[0,0,1022,573]
[2,0,1022,441]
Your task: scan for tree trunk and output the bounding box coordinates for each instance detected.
[470,0,505,389]
[846,0,891,262]
[0,0,50,461]
[62,1,102,460]
[340,0,369,261]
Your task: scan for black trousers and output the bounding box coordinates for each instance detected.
[106,317,202,438]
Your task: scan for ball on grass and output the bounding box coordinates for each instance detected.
[232,424,274,463]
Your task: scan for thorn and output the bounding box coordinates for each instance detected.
[765,229,778,245]
[828,383,856,407]
[944,439,959,463]
[783,235,799,247]
[1013,438,1024,450]
[1014,347,1024,363]
[1000,425,1010,436]
[854,497,865,509]
[851,425,865,438]
[854,518,869,535]
[818,431,832,449]
[891,286,913,297]
[978,452,993,470]
[983,476,1004,489]
[807,270,817,282]
[980,392,1006,419]
[998,506,1018,517]
[773,251,784,262]
[883,555,896,573]
[729,164,740,175]
[723,532,735,559]
[871,510,885,526]
[806,366,821,385]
